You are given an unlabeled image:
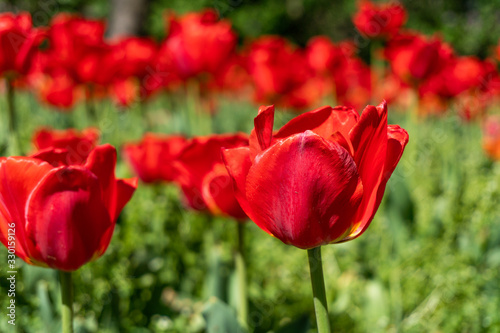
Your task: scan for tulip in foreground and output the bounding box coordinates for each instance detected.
[222,101,408,332]
[0,144,137,332]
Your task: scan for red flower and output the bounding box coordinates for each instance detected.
[33,127,100,162]
[37,70,77,109]
[222,102,408,249]
[0,12,45,76]
[353,0,407,39]
[306,36,350,75]
[107,37,161,105]
[173,134,249,220]
[384,32,453,86]
[247,36,325,110]
[158,9,237,80]
[419,56,488,98]
[123,134,188,183]
[40,14,111,86]
[332,57,372,111]
[483,115,500,160]
[0,144,137,271]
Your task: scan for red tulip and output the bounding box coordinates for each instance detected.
[37,69,78,109]
[353,0,407,39]
[106,37,162,105]
[222,102,408,249]
[419,56,488,98]
[306,36,350,75]
[0,12,44,76]
[247,36,325,110]
[158,9,237,80]
[483,115,500,160]
[384,32,453,86]
[33,127,100,162]
[173,134,249,220]
[0,144,137,271]
[332,57,372,111]
[123,133,188,183]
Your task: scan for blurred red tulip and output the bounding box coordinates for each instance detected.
[306,36,350,75]
[33,127,100,162]
[419,56,488,98]
[123,134,188,183]
[37,70,78,109]
[385,32,453,85]
[107,37,162,105]
[353,0,407,39]
[222,101,408,249]
[0,144,137,271]
[0,12,45,76]
[483,115,500,160]
[247,36,325,110]
[210,53,252,95]
[158,9,237,81]
[333,57,372,110]
[174,134,249,220]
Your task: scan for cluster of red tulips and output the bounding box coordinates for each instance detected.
[1,0,499,332]
[1,1,499,115]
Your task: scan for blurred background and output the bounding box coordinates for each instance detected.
[1,0,499,57]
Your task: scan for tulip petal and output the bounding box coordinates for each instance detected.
[274,105,359,140]
[245,131,363,249]
[25,166,112,271]
[347,101,388,237]
[203,169,247,220]
[174,134,248,216]
[31,148,86,166]
[0,157,53,264]
[222,147,259,225]
[250,105,275,158]
[96,177,138,257]
[84,144,117,215]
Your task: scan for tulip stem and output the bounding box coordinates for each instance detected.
[6,78,22,155]
[307,246,331,333]
[86,85,97,124]
[236,222,248,329]
[59,271,74,333]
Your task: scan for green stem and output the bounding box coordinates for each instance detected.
[307,247,331,333]
[204,218,224,300]
[86,85,97,124]
[6,78,22,155]
[370,39,384,103]
[59,271,74,333]
[186,80,212,136]
[235,222,248,329]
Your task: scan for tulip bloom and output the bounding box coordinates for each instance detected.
[0,144,137,271]
[173,134,249,220]
[0,12,44,76]
[33,127,100,159]
[483,115,500,160]
[384,32,454,86]
[158,9,237,80]
[247,36,326,110]
[353,0,407,39]
[222,101,408,249]
[123,133,188,183]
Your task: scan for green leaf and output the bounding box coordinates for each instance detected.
[202,297,246,333]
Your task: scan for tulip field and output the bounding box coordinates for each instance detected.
[0,1,500,333]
